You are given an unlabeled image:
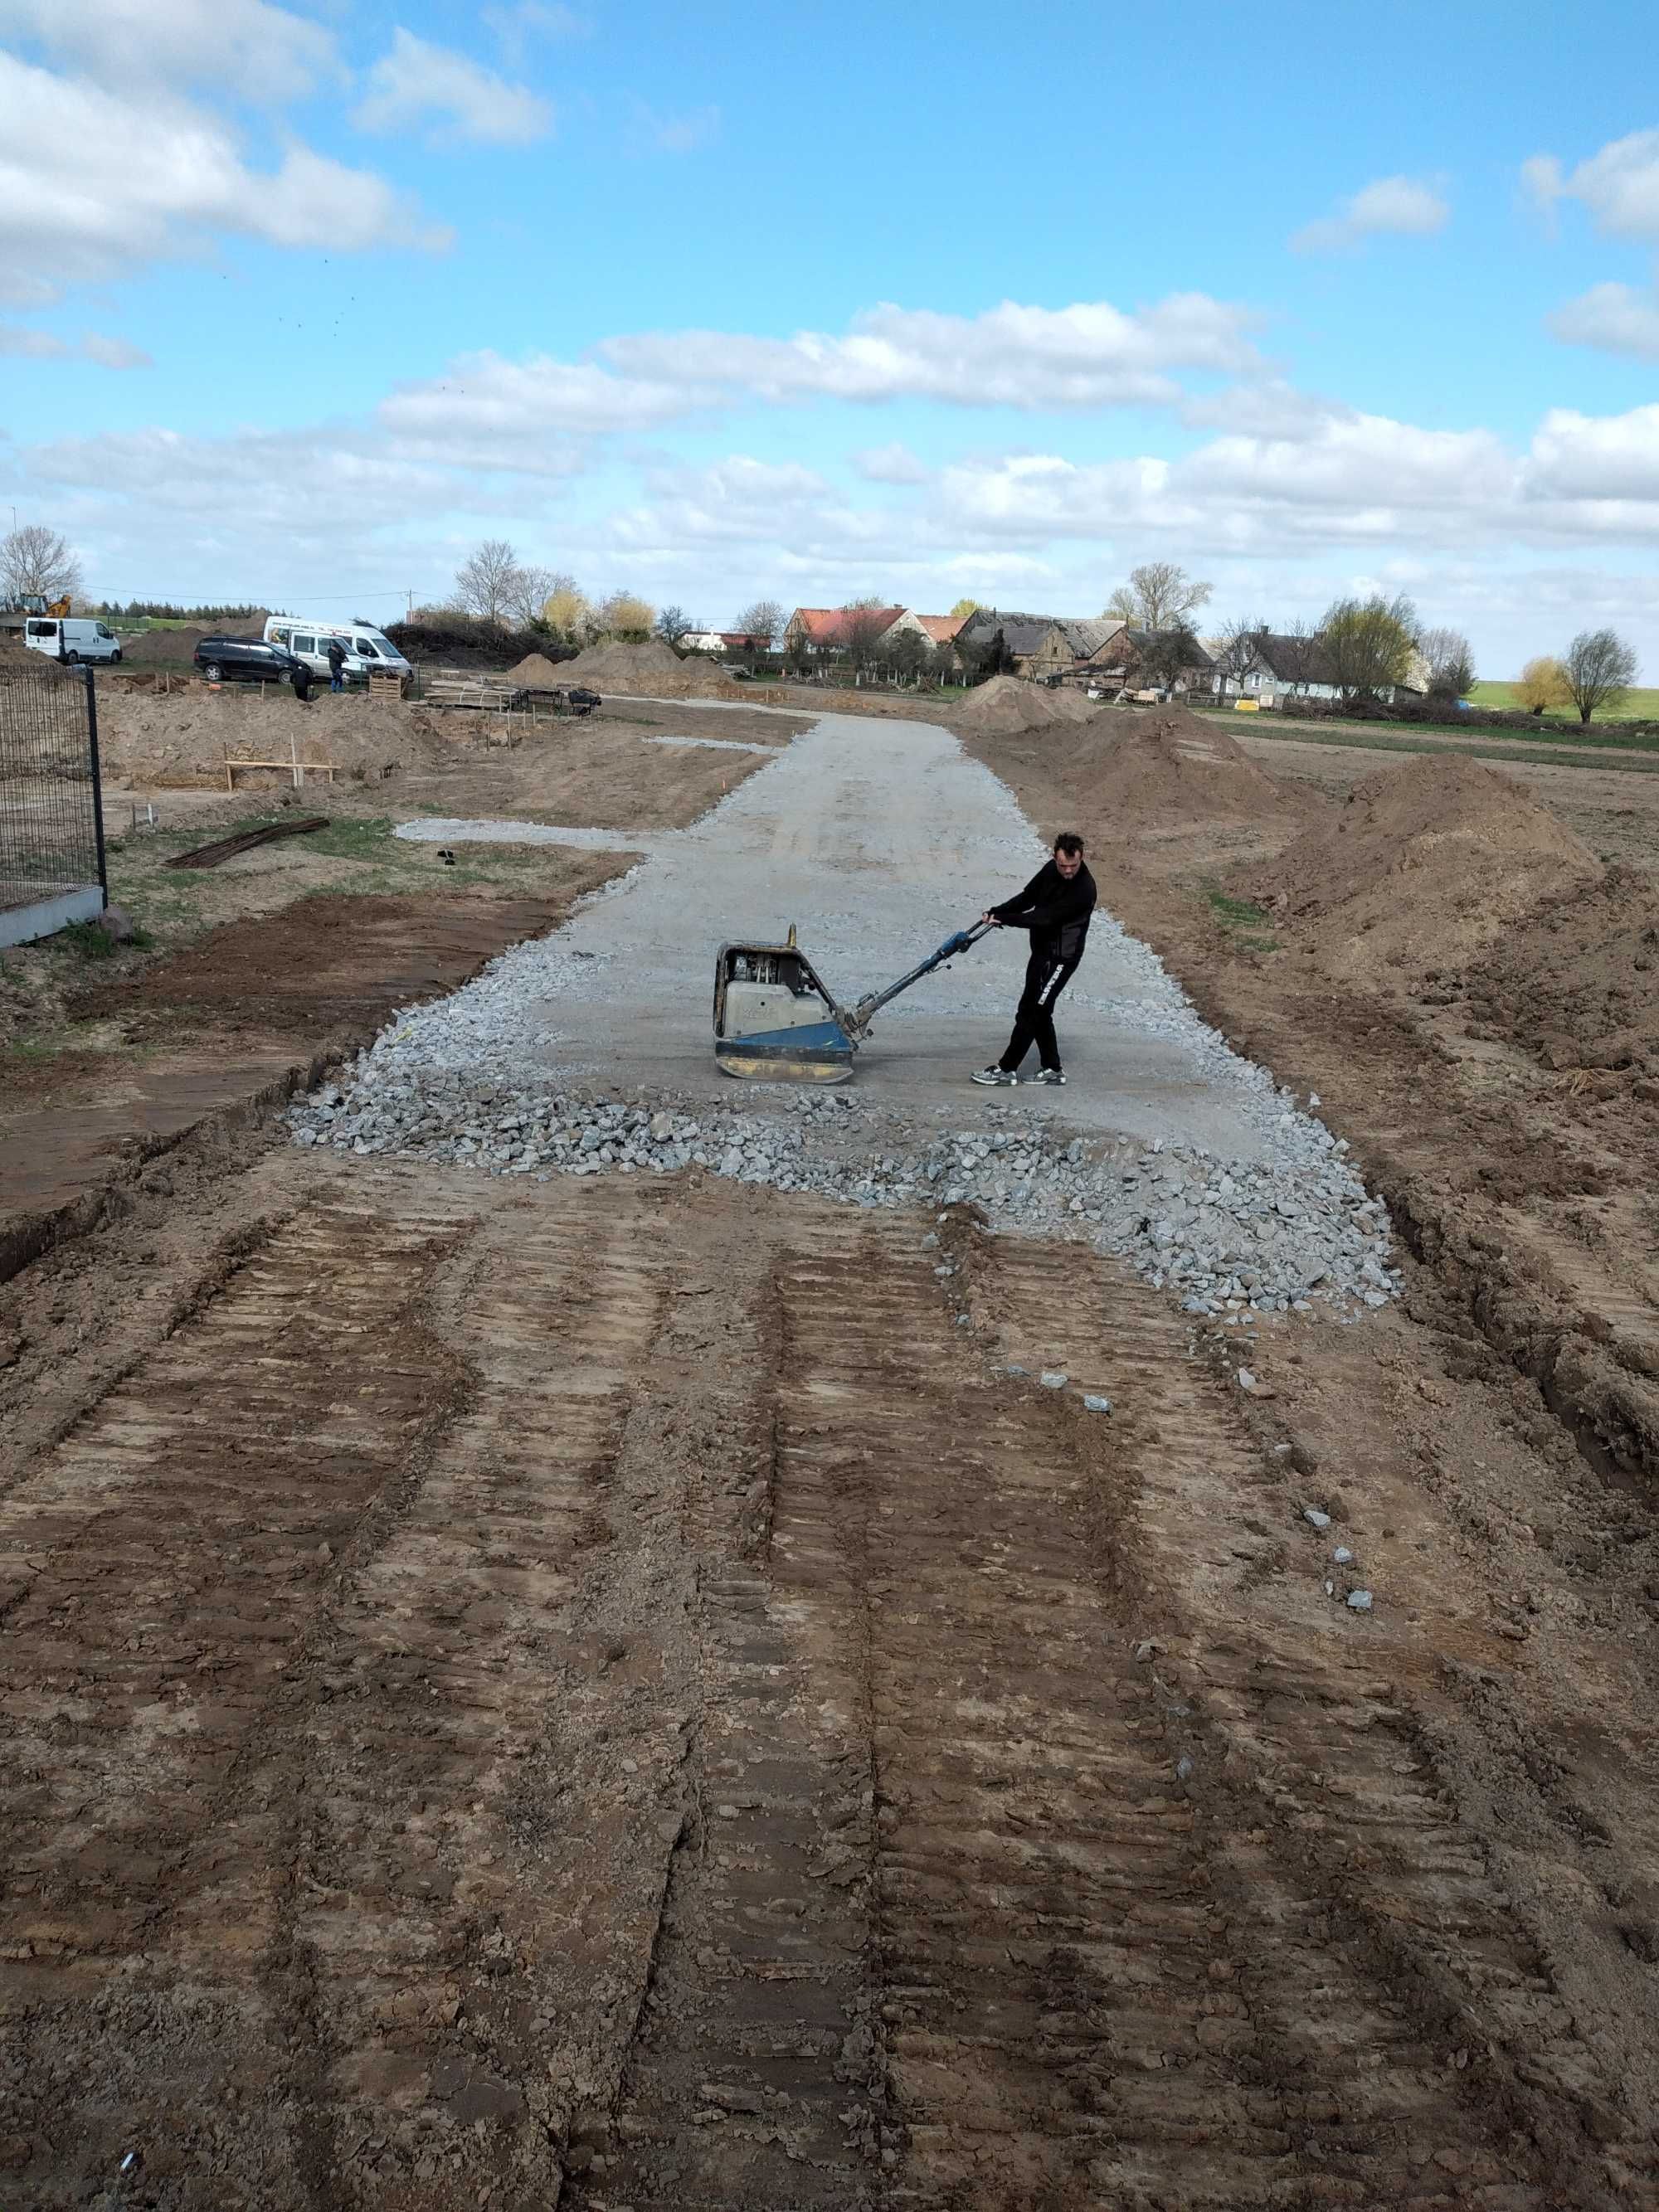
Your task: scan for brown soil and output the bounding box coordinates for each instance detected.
[560,639,751,702]
[952,671,1103,736]
[5,1153,1655,2208]
[1463,864,1659,1074]
[0,869,623,1270]
[504,651,575,687]
[1261,753,1602,987]
[95,688,456,789]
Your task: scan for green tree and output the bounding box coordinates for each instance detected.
[595,590,655,642]
[1320,593,1419,699]
[1563,628,1638,724]
[948,596,982,620]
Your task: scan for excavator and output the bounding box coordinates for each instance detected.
[0,591,74,640]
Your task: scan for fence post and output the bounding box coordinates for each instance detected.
[83,664,109,909]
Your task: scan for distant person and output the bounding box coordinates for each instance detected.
[971,833,1097,1087]
[326,637,346,693]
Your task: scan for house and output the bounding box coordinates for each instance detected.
[952,608,1067,674]
[784,605,907,655]
[678,630,728,654]
[1027,618,1127,684]
[1212,631,1420,707]
[1078,626,1214,697]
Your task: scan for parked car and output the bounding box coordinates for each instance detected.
[195,636,314,695]
[22,616,123,664]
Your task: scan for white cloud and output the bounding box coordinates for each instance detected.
[0,51,445,304]
[853,443,931,484]
[482,1,589,64]
[1548,280,1659,359]
[0,0,343,95]
[353,28,552,148]
[604,294,1263,409]
[378,350,696,450]
[625,102,722,155]
[1523,130,1659,240]
[1181,381,1358,440]
[1525,404,1659,503]
[1291,175,1450,253]
[0,324,152,367]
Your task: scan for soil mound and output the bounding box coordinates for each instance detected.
[506,653,572,688]
[94,690,455,789]
[954,675,1102,737]
[1262,754,1600,985]
[561,640,748,701]
[1096,707,1302,829]
[1461,866,1659,1074]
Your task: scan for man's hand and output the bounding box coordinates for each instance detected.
[980,910,1003,926]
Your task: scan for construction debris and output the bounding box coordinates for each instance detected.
[164,816,330,871]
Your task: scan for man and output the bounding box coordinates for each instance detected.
[326,636,347,693]
[971,832,1096,1087]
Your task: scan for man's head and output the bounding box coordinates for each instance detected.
[1053,832,1084,880]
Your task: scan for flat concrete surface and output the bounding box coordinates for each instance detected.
[395,710,1292,1164]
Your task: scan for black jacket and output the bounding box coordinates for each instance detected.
[991,859,1096,965]
[325,640,346,671]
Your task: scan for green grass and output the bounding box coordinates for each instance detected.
[1469,679,1659,722]
[1203,887,1279,953]
[59,918,153,959]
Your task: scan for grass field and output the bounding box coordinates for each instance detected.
[1469,679,1659,722]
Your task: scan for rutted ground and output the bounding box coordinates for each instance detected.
[3,1150,1653,2208]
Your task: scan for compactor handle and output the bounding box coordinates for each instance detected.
[845,917,995,1033]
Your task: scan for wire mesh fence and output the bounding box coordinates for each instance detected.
[0,659,107,929]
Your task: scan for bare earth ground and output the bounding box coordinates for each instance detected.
[5,693,1659,2205]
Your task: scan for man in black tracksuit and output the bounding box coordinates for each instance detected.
[971,832,1096,1087]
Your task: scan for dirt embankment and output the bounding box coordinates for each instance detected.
[95,689,457,789]
[1258,754,1602,988]
[956,704,1659,1491]
[953,673,1104,737]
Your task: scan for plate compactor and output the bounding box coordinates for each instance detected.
[713,919,994,1084]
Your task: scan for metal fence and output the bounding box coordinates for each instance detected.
[0,659,107,946]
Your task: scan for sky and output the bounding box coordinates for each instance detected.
[4,0,1659,676]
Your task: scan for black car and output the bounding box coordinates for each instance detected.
[195,635,313,695]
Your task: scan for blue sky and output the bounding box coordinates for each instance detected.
[5,0,1659,673]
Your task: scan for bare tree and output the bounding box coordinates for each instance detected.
[1419,625,1475,698]
[735,599,783,648]
[1,522,82,604]
[1137,625,1203,693]
[654,605,694,645]
[1105,561,1212,634]
[1564,628,1638,724]
[1276,616,1319,689]
[1210,615,1267,693]
[502,563,557,629]
[453,539,524,625]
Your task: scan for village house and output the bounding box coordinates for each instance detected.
[1209,631,1423,707]
[782,605,907,655]
[951,608,1066,674]
[1027,618,1127,684]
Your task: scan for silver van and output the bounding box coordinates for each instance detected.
[264,618,412,683]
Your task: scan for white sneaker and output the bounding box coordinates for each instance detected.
[1028,1067,1066,1087]
[970,1066,1019,1086]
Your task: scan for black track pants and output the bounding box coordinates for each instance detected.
[998,947,1081,1073]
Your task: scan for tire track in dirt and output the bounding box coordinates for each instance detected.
[0,1190,475,2204]
[759,1214,1619,2210]
[959,1223,1638,2206]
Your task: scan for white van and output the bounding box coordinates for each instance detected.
[264,616,412,683]
[22,617,123,664]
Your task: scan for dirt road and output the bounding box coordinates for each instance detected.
[3,706,1657,2208]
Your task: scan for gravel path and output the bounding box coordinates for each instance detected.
[295,710,1399,1320]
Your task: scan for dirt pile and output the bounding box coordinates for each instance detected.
[1459,864,1659,1073]
[561,639,749,701]
[954,675,1102,737]
[119,625,219,668]
[1261,754,1601,986]
[506,652,573,688]
[95,690,455,788]
[1097,708,1307,830]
